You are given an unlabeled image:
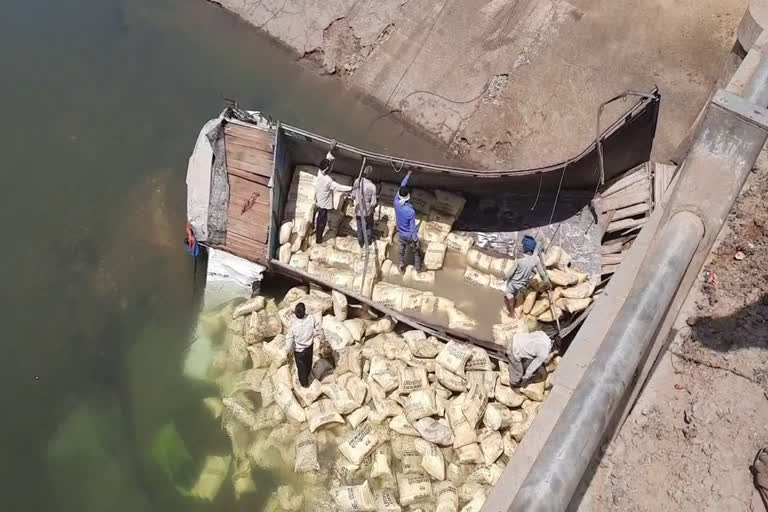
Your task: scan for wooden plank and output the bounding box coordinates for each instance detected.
[601,252,626,266]
[224,125,275,152]
[228,190,271,216]
[601,263,620,275]
[606,216,646,233]
[226,157,273,179]
[611,202,649,221]
[227,217,269,242]
[597,209,615,240]
[227,167,271,187]
[229,175,271,206]
[225,144,275,169]
[598,188,649,212]
[225,134,275,154]
[602,167,648,197]
[600,234,635,255]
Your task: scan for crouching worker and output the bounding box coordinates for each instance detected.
[284,302,323,387]
[505,331,553,386]
[504,235,551,317]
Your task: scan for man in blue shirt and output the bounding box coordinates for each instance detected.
[394,170,424,272]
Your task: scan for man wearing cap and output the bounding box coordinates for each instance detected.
[314,156,351,244]
[504,235,551,317]
[352,165,378,248]
[394,170,424,272]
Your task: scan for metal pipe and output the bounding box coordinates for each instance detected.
[510,211,704,511]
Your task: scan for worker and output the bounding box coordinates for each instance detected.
[394,170,423,272]
[284,302,323,387]
[314,157,351,244]
[504,235,551,317]
[352,165,378,248]
[505,331,553,386]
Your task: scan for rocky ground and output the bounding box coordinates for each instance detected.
[578,149,768,511]
[211,0,746,168]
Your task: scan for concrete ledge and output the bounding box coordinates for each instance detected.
[738,0,768,52]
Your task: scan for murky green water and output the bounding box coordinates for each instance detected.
[0,0,444,509]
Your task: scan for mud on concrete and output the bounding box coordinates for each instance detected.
[576,148,768,511]
[212,0,746,169]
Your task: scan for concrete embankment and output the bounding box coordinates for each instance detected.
[210,0,745,168]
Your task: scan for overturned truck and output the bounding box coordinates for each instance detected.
[184,90,676,510]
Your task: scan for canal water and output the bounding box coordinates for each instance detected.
[0,0,447,509]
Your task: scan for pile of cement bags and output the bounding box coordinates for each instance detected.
[197,286,561,511]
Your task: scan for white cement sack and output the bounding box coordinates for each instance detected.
[246,299,283,343]
[323,381,359,414]
[232,296,266,318]
[332,290,348,320]
[463,383,488,428]
[259,375,276,408]
[353,272,376,299]
[543,245,562,267]
[415,438,445,480]
[529,298,551,317]
[456,442,484,464]
[232,458,256,499]
[370,356,401,392]
[339,421,381,465]
[509,411,534,442]
[403,332,443,359]
[467,248,492,273]
[279,243,292,263]
[565,266,588,283]
[556,297,592,314]
[222,397,258,430]
[561,281,595,299]
[323,315,354,351]
[294,430,320,473]
[447,396,477,448]
[435,296,455,315]
[469,463,504,486]
[424,242,447,270]
[371,442,393,479]
[399,367,430,394]
[402,453,424,475]
[279,221,294,244]
[492,319,529,347]
[336,346,364,378]
[397,472,433,507]
[458,482,487,504]
[436,341,472,376]
[465,346,493,372]
[246,344,269,369]
[433,189,466,217]
[435,481,459,512]
[405,268,436,287]
[263,334,290,366]
[280,286,308,308]
[374,489,402,512]
[421,294,438,314]
[390,415,420,436]
[520,380,546,401]
[547,268,578,287]
[445,233,474,255]
[494,381,526,408]
[466,371,497,398]
[501,430,519,464]
[447,307,478,331]
[347,405,371,428]
[414,417,454,446]
[335,235,360,254]
[190,454,231,501]
[420,219,451,243]
[479,429,504,466]
[306,398,345,432]
[290,232,303,253]
[537,305,563,322]
[435,364,467,392]
[343,318,366,342]
[366,316,396,336]
[404,389,437,423]
[372,283,403,311]
[292,371,323,407]
[397,287,424,312]
[339,373,368,406]
[488,257,516,278]
[331,480,376,512]
[274,383,306,423]
[483,403,513,431]
[463,267,491,287]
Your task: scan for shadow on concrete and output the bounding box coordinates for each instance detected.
[687,292,768,353]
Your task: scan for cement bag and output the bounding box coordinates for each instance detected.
[556,297,592,314]
[501,430,519,464]
[465,346,493,372]
[447,395,477,448]
[467,248,492,273]
[374,489,402,512]
[263,334,290,366]
[415,417,454,446]
[404,389,437,423]
[424,242,447,270]
[463,267,491,287]
[288,251,309,271]
[334,236,359,253]
[495,381,526,407]
[190,454,231,501]
[414,438,445,480]
[231,458,256,499]
[520,289,537,314]
[259,376,276,408]
[399,367,429,394]
[331,269,356,290]
[489,257,516,278]
[323,315,354,351]
[529,298,551,317]
[322,381,358,414]
[492,318,529,347]
[247,299,283,342]
[435,481,459,512]
[293,429,320,473]
[447,307,478,331]
[279,221,294,244]
[546,355,562,373]
[366,316,396,336]
[479,428,504,466]
[339,421,381,465]
[399,287,426,312]
[435,364,467,392]
[370,383,404,418]
[483,403,513,431]
[565,266,588,283]
[306,398,345,432]
[331,480,376,512]
[436,296,455,314]
[332,290,348,320]
[468,463,503,486]
[397,472,433,507]
[339,373,368,407]
[404,331,443,359]
[353,273,375,299]
[419,220,450,244]
[456,442,484,464]
[537,306,563,323]
[370,356,402,392]
[274,383,306,423]
[402,452,424,475]
[421,294,437,314]
[343,318,366,342]
[373,283,404,311]
[445,233,474,255]
[371,443,394,479]
[547,268,578,287]
[347,405,371,429]
[461,491,488,512]
[222,397,258,430]
[435,341,472,376]
[203,397,224,419]
[279,243,292,263]
[520,380,546,401]
[561,281,595,299]
[433,189,466,217]
[289,232,303,253]
[405,268,436,287]
[232,296,266,319]
[335,346,363,378]
[388,415,418,437]
[327,247,356,268]
[463,383,488,428]
[543,245,561,267]
[279,286,308,308]
[509,411,534,442]
[292,371,323,407]
[466,371,497,399]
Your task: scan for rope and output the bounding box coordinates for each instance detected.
[544,159,570,251]
[530,173,543,211]
[390,158,406,173]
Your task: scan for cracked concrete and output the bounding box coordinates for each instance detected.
[216,0,747,168]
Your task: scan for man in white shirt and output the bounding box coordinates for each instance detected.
[284,302,323,387]
[505,331,553,386]
[352,165,378,248]
[314,157,351,244]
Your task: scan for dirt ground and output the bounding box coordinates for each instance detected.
[577,150,768,511]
